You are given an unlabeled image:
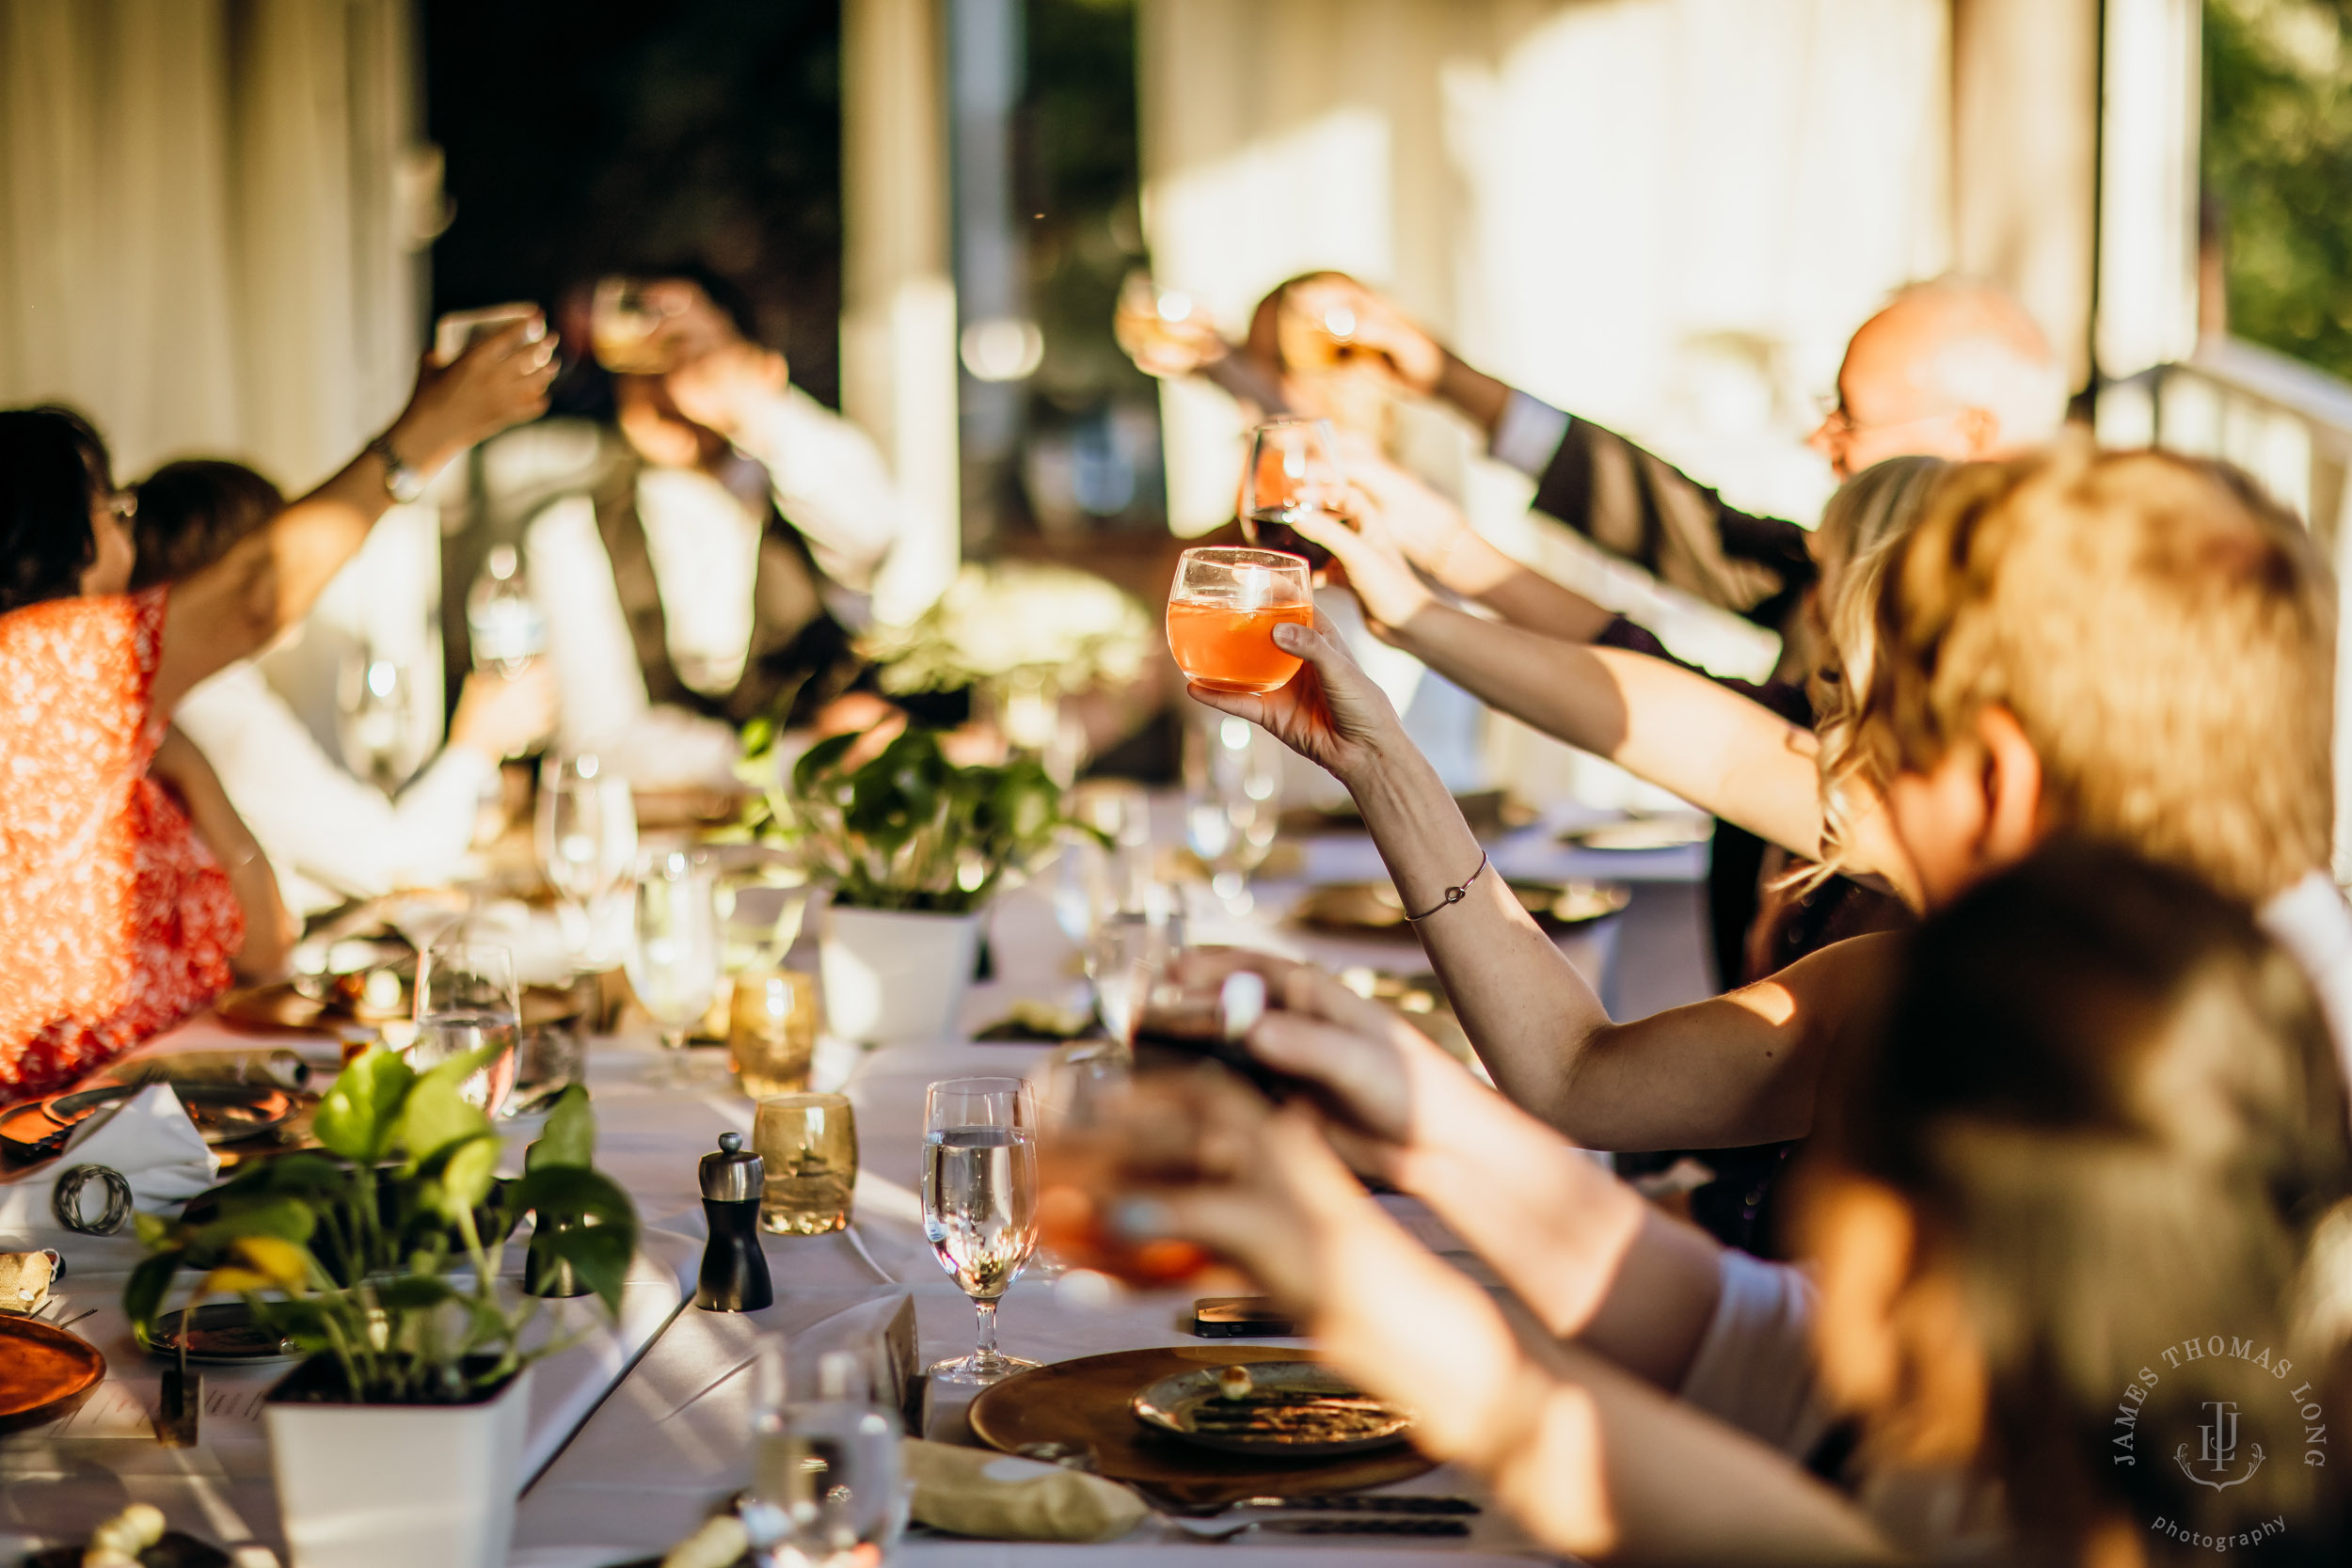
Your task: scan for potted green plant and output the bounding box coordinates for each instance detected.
[124,1047,637,1568]
[737,723,1069,1043]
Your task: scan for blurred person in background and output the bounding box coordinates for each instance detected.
[1107,842,2352,1564]
[0,324,551,1096]
[1195,443,2345,1167]
[481,268,909,785]
[131,460,557,916]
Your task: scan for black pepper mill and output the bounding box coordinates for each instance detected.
[696,1131,773,1311]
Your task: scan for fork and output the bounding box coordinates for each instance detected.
[1164,1516,1472,1543]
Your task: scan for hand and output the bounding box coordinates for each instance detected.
[1167,948,1462,1178]
[1116,293,1232,379]
[1291,496,1435,638]
[1099,1069,1359,1313]
[1343,449,1475,579]
[1184,611,1403,785]
[448,663,558,760]
[662,339,788,440]
[1283,277,1445,395]
[392,316,557,469]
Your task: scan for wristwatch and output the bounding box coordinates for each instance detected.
[368,434,425,504]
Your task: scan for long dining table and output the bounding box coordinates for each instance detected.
[1,804,1708,1566]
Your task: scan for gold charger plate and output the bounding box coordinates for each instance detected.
[966,1346,1433,1510]
[0,1315,104,1434]
[1294,878,1630,936]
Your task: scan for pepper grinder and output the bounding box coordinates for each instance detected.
[696,1131,773,1311]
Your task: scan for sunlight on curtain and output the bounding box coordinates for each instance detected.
[0,0,422,488]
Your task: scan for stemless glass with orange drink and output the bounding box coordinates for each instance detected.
[1034,1046,1217,1290]
[1166,546,1314,695]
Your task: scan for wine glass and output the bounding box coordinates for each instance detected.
[411,942,521,1117]
[335,644,421,793]
[921,1076,1041,1386]
[1239,417,1344,574]
[1184,714,1283,913]
[1166,546,1313,696]
[537,753,639,968]
[628,850,722,1058]
[1086,911,1174,1050]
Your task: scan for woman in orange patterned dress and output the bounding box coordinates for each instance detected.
[0,322,555,1096]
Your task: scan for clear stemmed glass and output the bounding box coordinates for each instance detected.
[538,753,639,969]
[1184,713,1283,914]
[412,942,522,1117]
[1086,910,1174,1050]
[921,1076,1041,1386]
[1238,416,1344,576]
[628,850,722,1060]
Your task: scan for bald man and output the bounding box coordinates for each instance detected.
[1294,276,2071,643]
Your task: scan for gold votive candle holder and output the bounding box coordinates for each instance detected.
[729,967,818,1100]
[754,1092,857,1235]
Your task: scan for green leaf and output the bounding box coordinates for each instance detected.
[525,1085,596,1171]
[398,1046,499,1166]
[532,1222,635,1316]
[180,1196,317,1262]
[315,1047,416,1163]
[790,730,858,797]
[438,1133,501,1218]
[370,1275,458,1311]
[123,1253,182,1348]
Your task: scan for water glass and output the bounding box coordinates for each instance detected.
[1184,714,1283,912]
[755,1093,859,1235]
[1085,911,1174,1049]
[730,968,819,1100]
[1238,416,1344,574]
[411,942,521,1116]
[537,753,638,967]
[1166,547,1313,695]
[628,850,722,1053]
[745,1340,905,1567]
[922,1077,1040,1386]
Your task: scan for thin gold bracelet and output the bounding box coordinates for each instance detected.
[1404,850,1488,922]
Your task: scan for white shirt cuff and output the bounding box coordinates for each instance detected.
[1488,389,1572,479]
[1677,1249,1832,1459]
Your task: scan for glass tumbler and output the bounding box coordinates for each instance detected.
[755,1092,859,1235]
[730,968,819,1100]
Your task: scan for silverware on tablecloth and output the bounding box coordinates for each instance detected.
[1166,1514,1473,1542]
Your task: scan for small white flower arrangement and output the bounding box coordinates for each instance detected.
[860,562,1152,695]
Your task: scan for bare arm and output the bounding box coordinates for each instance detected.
[1175,948,1725,1388]
[150,727,295,980]
[152,321,555,717]
[1298,499,1921,902]
[1193,615,1891,1153]
[1124,1090,1896,1564]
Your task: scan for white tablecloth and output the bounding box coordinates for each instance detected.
[5,808,1684,1564]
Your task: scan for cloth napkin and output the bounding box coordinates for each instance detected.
[901,1438,1150,1543]
[0,1083,220,1243]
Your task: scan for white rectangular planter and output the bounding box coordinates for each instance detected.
[819,905,982,1044]
[265,1364,532,1568]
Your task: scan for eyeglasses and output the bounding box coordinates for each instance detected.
[1813,393,1954,444]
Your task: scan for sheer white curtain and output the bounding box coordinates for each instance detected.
[2,0,446,768]
[0,0,424,488]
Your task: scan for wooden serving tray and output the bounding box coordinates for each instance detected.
[0,1315,104,1434]
[965,1345,1433,1510]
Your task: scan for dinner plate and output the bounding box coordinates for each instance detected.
[1132,1361,1414,1459]
[0,1082,297,1161]
[149,1301,301,1367]
[0,1314,104,1434]
[1557,815,1714,852]
[1292,878,1630,936]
